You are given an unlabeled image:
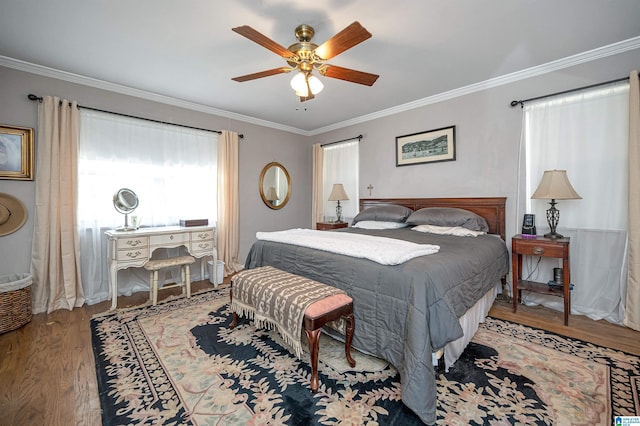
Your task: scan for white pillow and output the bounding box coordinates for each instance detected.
[411,224,485,237]
[352,221,408,230]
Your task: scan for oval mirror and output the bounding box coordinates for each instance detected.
[113,188,139,230]
[259,162,291,210]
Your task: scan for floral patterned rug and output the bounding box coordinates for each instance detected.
[91,287,640,425]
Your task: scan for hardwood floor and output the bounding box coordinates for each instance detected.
[1,281,638,425]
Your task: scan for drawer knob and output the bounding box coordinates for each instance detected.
[170,235,174,240]
[532,247,544,255]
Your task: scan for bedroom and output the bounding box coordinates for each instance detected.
[1,1,640,424]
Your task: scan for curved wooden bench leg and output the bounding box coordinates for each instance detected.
[344,313,356,368]
[305,328,321,393]
[230,312,238,329]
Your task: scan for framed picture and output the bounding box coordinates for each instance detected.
[395,125,456,167]
[0,125,34,180]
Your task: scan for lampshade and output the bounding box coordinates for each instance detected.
[531,170,582,200]
[328,183,349,201]
[265,186,279,201]
[290,72,324,97]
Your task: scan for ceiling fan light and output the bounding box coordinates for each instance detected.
[308,75,324,95]
[290,72,307,94]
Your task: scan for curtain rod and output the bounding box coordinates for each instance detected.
[320,134,363,147]
[27,94,244,138]
[509,75,631,108]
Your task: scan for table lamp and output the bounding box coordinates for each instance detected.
[328,183,349,223]
[265,186,279,205]
[531,169,581,239]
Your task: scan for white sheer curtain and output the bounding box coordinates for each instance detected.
[519,82,630,323]
[322,140,359,223]
[78,110,218,304]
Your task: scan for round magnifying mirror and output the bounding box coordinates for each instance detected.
[113,188,139,230]
[259,162,291,210]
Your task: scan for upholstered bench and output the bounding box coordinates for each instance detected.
[143,255,195,305]
[229,266,356,392]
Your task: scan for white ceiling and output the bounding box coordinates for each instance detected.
[1,0,639,134]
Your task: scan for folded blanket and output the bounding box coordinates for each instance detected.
[256,228,439,265]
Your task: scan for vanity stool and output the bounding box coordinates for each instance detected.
[144,255,195,305]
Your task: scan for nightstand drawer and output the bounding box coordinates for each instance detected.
[515,243,564,257]
[317,222,348,231]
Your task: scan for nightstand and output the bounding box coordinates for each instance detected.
[316,222,348,231]
[512,235,571,325]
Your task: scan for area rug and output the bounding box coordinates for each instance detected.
[91,287,640,425]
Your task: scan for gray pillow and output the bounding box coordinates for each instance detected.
[405,207,489,232]
[352,204,413,225]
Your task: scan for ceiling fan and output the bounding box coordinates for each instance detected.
[231,21,379,102]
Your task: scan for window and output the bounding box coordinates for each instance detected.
[78,110,218,304]
[322,140,359,222]
[520,82,629,323]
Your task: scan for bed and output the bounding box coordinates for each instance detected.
[244,197,510,424]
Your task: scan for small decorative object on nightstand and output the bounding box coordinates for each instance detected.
[316,222,348,231]
[512,234,571,325]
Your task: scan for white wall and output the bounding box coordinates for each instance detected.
[0,66,312,277]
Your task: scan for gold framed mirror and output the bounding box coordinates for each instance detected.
[259,162,291,210]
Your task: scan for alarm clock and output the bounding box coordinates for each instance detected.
[522,214,536,237]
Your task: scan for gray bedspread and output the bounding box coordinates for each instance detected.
[244,227,509,424]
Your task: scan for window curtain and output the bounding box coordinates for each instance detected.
[31,96,85,314]
[77,110,217,304]
[217,130,243,275]
[322,140,359,223]
[311,143,324,228]
[626,70,640,331]
[519,82,630,323]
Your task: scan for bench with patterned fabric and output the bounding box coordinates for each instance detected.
[229,266,356,392]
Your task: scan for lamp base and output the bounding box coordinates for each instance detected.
[544,231,564,239]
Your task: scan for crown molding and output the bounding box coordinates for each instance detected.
[0,55,308,136]
[2,35,639,138]
[308,36,640,136]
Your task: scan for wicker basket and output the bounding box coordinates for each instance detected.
[0,273,32,334]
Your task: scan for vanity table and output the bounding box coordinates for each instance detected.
[105,225,216,310]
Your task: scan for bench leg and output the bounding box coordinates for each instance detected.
[344,313,356,368]
[305,328,322,393]
[184,264,191,298]
[150,271,159,305]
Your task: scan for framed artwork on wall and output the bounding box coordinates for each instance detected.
[0,125,34,180]
[395,125,456,167]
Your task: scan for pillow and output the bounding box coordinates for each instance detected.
[411,224,485,237]
[405,207,489,232]
[352,221,408,230]
[351,204,413,225]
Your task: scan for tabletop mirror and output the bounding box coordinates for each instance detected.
[113,188,139,230]
[259,162,291,210]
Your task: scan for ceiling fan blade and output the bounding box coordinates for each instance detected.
[232,26,295,58]
[314,21,372,60]
[232,67,292,82]
[320,65,379,86]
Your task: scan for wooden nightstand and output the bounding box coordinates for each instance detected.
[512,235,571,325]
[316,222,348,231]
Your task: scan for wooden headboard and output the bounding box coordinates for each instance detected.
[359,197,507,241]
